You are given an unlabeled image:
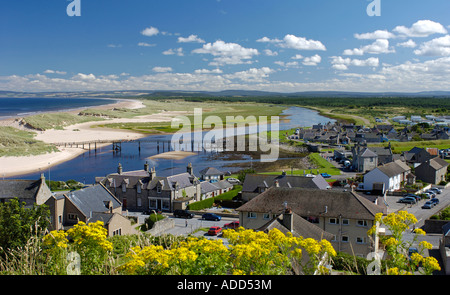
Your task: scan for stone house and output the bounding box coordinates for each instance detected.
[45,183,133,237]
[0,174,52,206]
[236,187,386,257]
[362,160,411,193]
[415,157,449,185]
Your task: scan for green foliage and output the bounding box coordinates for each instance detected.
[237,168,255,182]
[0,198,50,256]
[141,213,165,231]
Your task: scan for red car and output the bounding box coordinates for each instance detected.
[224,221,240,229]
[207,226,222,236]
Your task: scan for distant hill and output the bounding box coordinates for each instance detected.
[2,89,450,98]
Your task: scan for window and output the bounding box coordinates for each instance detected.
[137,198,142,207]
[247,212,257,219]
[68,213,78,220]
[342,219,349,225]
[149,198,157,209]
[137,185,141,194]
[113,228,122,236]
[342,236,349,242]
[306,216,320,224]
[329,218,339,224]
[122,183,126,193]
[162,199,170,210]
[357,220,368,227]
[157,186,162,194]
[356,237,366,244]
[263,213,270,220]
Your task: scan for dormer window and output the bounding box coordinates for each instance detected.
[157,186,162,194]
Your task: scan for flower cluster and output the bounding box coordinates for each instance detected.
[118,227,336,275]
[43,230,68,249]
[67,221,113,252]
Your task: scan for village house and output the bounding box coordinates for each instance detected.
[241,172,330,202]
[98,162,232,212]
[236,187,386,257]
[0,174,52,206]
[414,157,449,185]
[403,147,433,167]
[362,160,411,193]
[45,183,133,236]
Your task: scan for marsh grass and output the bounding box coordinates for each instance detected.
[0,126,58,157]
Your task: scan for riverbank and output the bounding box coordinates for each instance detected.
[0,99,188,177]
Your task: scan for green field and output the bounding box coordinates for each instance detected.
[368,139,450,154]
[0,126,58,157]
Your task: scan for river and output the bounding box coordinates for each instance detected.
[13,106,335,184]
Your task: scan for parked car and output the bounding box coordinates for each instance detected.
[403,193,421,201]
[226,177,240,184]
[429,187,442,194]
[430,198,440,205]
[224,221,240,229]
[320,173,331,178]
[398,197,416,204]
[208,226,222,236]
[425,190,436,197]
[173,209,195,219]
[202,213,221,221]
[422,201,435,209]
[421,192,432,199]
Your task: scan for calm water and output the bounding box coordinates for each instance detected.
[11,106,335,183]
[0,97,117,119]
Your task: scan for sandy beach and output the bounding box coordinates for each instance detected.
[0,99,187,178]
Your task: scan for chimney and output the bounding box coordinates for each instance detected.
[283,207,293,232]
[187,162,193,175]
[150,167,156,180]
[144,161,149,172]
[117,163,123,175]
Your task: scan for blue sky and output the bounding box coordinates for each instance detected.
[1,0,450,92]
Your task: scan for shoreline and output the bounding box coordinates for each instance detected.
[0,98,185,178]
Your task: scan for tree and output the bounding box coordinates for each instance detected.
[0,198,50,255]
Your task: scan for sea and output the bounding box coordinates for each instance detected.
[0,97,117,119]
[1,98,335,183]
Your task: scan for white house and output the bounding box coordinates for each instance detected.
[362,160,411,193]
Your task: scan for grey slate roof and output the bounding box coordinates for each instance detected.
[377,160,410,177]
[0,179,43,200]
[242,174,330,193]
[237,187,386,220]
[199,167,225,176]
[65,184,121,218]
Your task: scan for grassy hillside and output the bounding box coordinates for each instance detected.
[0,126,58,157]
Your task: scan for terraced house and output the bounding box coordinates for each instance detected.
[236,187,386,257]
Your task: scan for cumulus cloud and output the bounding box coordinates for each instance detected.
[280,34,326,51]
[162,47,184,56]
[343,39,395,55]
[397,39,417,48]
[177,34,205,43]
[194,69,223,74]
[263,49,278,56]
[43,69,67,75]
[141,26,159,37]
[414,35,450,56]
[192,40,259,65]
[152,66,173,73]
[393,20,447,37]
[224,67,274,82]
[331,56,379,70]
[354,30,396,40]
[291,54,304,60]
[257,34,326,51]
[302,54,322,66]
[274,61,299,68]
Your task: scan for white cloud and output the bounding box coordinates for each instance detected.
[274,61,299,68]
[397,39,417,48]
[302,54,322,66]
[393,20,447,37]
[152,66,173,73]
[331,56,379,70]
[263,49,278,56]
[280,34,326,51]
[194,69,223,74]
[291,54,304,60]
[257,34,326,51]
[141,26,159,37]
[256,36,282,43]
[414,35,450,56]
[343,39,395,55]
[74,73,96,80]
[224,67,274,82]
[354,30,396,40]
[138,42,156,47]
[162,47,184,56]
[192,40,259,65]
[177,34,205,43]
[43,69,67,75]
[107,44,122,48]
